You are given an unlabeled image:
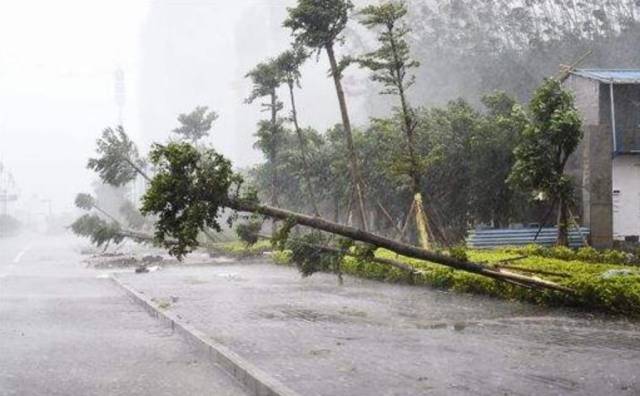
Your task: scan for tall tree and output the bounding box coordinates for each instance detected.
[172,106,218,143]
[246,59,285,230]
[275,47,321,216]
[284,0,369,231]
[358,1,429,247]
[469,92,528,228]
[509,79,582,246]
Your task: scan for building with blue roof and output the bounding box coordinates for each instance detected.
[564,69,640,247]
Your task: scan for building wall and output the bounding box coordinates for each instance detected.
[583,124,614,247]
[565,76,614,248]
[567,74,600,125]
[613,155,640,239]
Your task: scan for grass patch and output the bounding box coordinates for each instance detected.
[371,248,640,315]
[214,241,640,316]
[206,240,272,258]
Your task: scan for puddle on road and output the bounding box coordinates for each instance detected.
[255,307,345,324]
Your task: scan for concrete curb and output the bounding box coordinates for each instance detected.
[110,275,300,396]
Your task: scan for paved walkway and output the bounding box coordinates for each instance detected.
[0,234,247,396]
[119,261,640,396]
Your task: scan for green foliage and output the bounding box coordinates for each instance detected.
[70,214,124,248]
[253,119,289,161]
[271,217,298,251]
[275,46,308,89]
[211,236,640,315]
[358,1,419,96]
[119,201,147,230]
[249,93,529,242]
[274,245,640,315]
[235,220,263,247]
[416,99,487,240]
[509,79,582,203]
[506,244,639,266]
[141,142,242,259]
[468,92,529,227]
[207,240,273,258]
[87,126,145,187]
[448,246,469,262]
[74,193,95,211]
[287,231,344,277]
[172,106,218,143]
[284,0,353,50]
[245,60,283,105]
[351,241,375,261]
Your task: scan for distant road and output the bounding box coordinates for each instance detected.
[0,233,247,396]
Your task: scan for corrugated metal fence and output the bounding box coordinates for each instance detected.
[466,227,590,249]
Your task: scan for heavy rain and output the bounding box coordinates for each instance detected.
[1,1,639,395]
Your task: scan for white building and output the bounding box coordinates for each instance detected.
[565,69,640,247]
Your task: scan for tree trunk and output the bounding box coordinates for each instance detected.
[325,43,368,232]
[124,157,151,183]
[287,81,320,216]
[388,30,430,249]
[93,205,120,224]
[557,197,569,246]
[228,198,573,294]
[270,91,280,235]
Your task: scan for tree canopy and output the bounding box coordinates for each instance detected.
[141,142,243,258]
[509,79,582,245]
[284,0,353,50]
[172,106,218,143]
[87,126,147,186]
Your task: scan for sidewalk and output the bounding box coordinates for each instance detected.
[117,260,640,396]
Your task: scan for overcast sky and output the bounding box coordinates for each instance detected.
[0,0,371,219]
[0,0,148,215]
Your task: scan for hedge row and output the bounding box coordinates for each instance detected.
[215,242,640,316]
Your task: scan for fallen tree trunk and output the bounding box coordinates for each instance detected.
[256,233,420,275]
[229,199,574,294]
[119,230,155,242]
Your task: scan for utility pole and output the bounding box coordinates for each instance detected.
[114,67,126,126]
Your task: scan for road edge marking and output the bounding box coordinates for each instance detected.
[109,275,300,396]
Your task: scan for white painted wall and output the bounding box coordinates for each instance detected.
[612,155,640,239]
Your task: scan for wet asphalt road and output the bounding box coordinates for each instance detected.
[0,233,247,396]
[120,262,640,396]
[3,232,640,395]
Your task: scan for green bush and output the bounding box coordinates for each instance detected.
[506,244,639,266]
[208,240,271,257]
[211,241,640,316]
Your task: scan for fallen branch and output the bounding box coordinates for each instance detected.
[229,199,574,294]
[494,263,571,278]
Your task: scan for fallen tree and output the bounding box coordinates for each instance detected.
[76,130,574,294]
[139,142,573,294]
[226,198,572,293]
[70,214,154,248]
